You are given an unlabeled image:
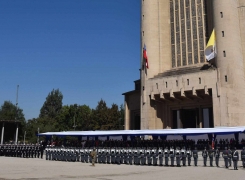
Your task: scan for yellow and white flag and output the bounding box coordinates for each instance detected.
[205,29,216,61]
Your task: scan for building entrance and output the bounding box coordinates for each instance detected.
[172,107,213,129]
[130,110,140,130]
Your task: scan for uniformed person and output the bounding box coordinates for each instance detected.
[90,148,97,166]
[241,147,245,168]
[145,149,151,165]
[170,146,175,167]
[116,149,121,165]
[111,148,116,164]
[175,147,181,167]
[128,149,133,165]
[133,149,138,165]
[80,149,85,162]
[222,147,229,168]
[152,149,158,166]
[186,147,192,166]
[181,147,187,166]
[158,148,163,166]
[120,149,124,164]
[124,149,128,164]
[232,147,239,170]
[164,147,169,166]
[141,149,146,165]
[45,146,49,160]
[208,146,214,167]
[215,147,220,167]
[0,145,2,156]
[228,147,232,167]
[192,147,198,166]
[85,149,89,163]
[202,147,208,166]
[106,148,111,164]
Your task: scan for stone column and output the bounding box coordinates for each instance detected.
[1,122,4,145]
[213,0,245,126]
[15,123,19,145]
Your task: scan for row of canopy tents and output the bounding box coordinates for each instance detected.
[38,126,245,137]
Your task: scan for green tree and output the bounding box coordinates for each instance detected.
[119,104,125,129]
[76,105,92,130]
[0,101,26,142]
[107,104,120,130]
[92,99,108,130]
[39,89,63,119]
[25,117,57,143]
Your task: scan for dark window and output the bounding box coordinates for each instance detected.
[199,78,201,84]
[176,80,178,87]
[166,82,168,88]
[223,51,226,57]
[220,12,223,18]
[225,75,228,82]
[187,79,189,85]
[156,83,158,89]
[222,31,224,37]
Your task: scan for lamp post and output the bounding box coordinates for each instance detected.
[24,131,26,145]
[73,116,77,130]
[37,127,40,144]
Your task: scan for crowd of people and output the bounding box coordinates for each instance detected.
[0,138,245,170]
[0,144,44,158]
[44,145,245,169]
[46,138,245,150]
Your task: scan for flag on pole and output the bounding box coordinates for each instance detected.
[205,29,216,61]
[212,134,215,149]
[143,44,149,69]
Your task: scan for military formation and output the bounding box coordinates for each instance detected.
[44,145,245,170]
[1,143,244,170]
[0,144,44,158]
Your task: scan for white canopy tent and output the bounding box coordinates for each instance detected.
[38,126,245,137]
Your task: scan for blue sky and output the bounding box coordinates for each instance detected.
[0,0,141,120]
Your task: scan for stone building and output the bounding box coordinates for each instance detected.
[123,0,245,130]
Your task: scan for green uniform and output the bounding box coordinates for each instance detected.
[90,150,97,166]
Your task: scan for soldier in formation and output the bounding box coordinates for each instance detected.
[0,144,43,158]
[202,147,208,166]
[215,147,220,167]
[170,146,175,166]
[241,147,245,168]
[186,147,192,166]
[41,145,245,170]
[164,147,169,166]
[228,147,232,167]
[192,147,198,166]
[222,147,229,168]
[208,146,214,167]
[232,147,239,170]
[90,148,97,166]
[175,147,181,167]
[181,147,186,166]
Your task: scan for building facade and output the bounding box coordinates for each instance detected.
[123,0,245,130]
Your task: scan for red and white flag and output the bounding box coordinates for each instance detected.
[143,44,149,69]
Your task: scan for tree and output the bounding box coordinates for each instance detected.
[92,99,108,130]
[0,101,26,142]
[76,105,92,130]
[119,104,125,129]
[39,89,63,119]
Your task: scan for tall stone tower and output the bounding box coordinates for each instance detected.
[124,0,245,130]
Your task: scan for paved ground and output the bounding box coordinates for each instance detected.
[0,156,244,180]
